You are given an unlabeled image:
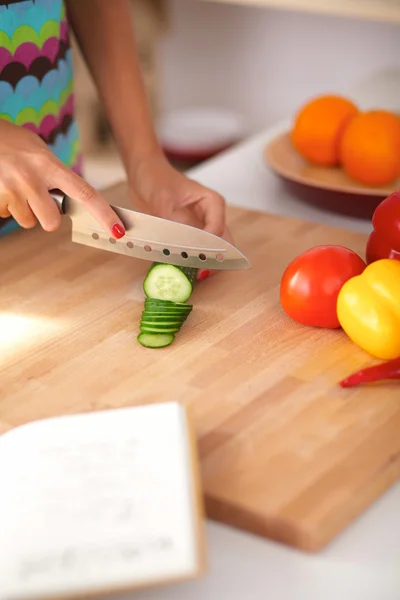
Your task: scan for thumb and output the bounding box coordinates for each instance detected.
[51,163,126,239]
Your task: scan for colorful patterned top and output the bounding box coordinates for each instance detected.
[0,0,82,235]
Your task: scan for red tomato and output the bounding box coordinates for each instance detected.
[280,245,366,328]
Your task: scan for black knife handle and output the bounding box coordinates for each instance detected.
[50,189,67,214]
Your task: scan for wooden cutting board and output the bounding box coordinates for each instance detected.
[1,182,399,552]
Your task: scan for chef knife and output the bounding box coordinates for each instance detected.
[51,189,251,271]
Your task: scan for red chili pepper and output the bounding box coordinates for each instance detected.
[366,189,400,264]
[339,357,400,388]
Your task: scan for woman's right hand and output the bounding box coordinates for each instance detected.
[0,120,125,238]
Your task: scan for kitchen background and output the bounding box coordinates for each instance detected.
[74,0,400,189]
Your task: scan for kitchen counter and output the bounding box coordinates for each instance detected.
[199,0,400,25]
[112,121,399,600]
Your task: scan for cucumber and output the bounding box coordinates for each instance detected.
[142,309,188,316]
[140,325,180,334]
[138,263,196,349]
[143,306,190,313]
[144,301,192,308]
[145,299,192,306]
[137,333,175,348]
[143,263,196,303]
[140,320,182,329]
[144,302,192,315]
[145,298,192,306]
[141,314,187,323]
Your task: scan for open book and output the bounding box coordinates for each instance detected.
[0,402,206,600]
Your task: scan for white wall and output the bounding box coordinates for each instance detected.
[158,0,400,133]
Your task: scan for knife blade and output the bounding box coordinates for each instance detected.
[51,189,251,271]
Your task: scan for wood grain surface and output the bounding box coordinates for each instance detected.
[1,182,399,552]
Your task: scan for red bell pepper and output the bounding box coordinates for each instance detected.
[366,189,400,264]
[339,357,400,387]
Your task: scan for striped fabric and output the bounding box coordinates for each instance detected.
[0,0,82,236]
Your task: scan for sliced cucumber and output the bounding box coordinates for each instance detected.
[144,307,191,316]
[137,333,175,348]
[141,314,187,323]
[145,298,192,305]
[144,300,192,310]
[138,263,196,349]
[140,325,180,334]
[140,320,183,329]
[143,263,196,303]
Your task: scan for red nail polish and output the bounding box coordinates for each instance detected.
[198,269,211,281]
[112,223,125,239]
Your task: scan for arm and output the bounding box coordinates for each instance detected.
[66,0,228,264]
[66,0,162,177]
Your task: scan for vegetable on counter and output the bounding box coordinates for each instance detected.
[143,263,197,303]
[137,263,197,349]
[280,245,366,328]
[337,258,400,360]
[366,189,400,264]
[339,357,400,388]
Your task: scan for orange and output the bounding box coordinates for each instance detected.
[291,94,359,166]
[339,110,400,186]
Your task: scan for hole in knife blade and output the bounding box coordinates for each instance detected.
[163,249,170,256]
[216,253,224,262]
[127,242,134,248]
[144,245,152,252]
[109,238,117,244]
[92,233,99,240]
[199,253,206,261]
[181,252,188,259]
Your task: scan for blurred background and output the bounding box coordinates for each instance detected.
[73,0,400,188]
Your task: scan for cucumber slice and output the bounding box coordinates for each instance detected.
[140,325,180,334]
[140,320,183,329]
[143,263,196,303]
[137,333,175,348]
[144,298,192,306]
[144,300,192,310]
[141,314,187,323]
[142,308,188,315]
[142,307,189,314]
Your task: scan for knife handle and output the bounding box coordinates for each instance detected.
[50,189,67,214]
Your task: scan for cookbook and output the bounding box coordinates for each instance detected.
[0,402,206,599]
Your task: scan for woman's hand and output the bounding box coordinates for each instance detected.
[0,120,125,238]
[129,154,233,280]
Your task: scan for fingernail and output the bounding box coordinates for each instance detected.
[198,269,211,281]
[112,223,125,239]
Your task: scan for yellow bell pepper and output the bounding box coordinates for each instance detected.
[337,258,400,360]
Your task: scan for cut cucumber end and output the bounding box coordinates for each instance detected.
[137,333,175,348]
[143,264,196,303]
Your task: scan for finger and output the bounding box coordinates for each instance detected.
[8,194,37,229]
[0,187,14,218]
[197,193,226,237]
[50,163,126,238]
[0,205,11,219]
[27,188,62,232]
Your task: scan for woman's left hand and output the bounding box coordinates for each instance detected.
[128,154,234,281]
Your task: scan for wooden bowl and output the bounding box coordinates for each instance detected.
[263,131,400,220]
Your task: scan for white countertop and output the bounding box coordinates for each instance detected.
[108,122,400,600]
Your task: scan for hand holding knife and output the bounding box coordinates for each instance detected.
[50,189,251,271]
